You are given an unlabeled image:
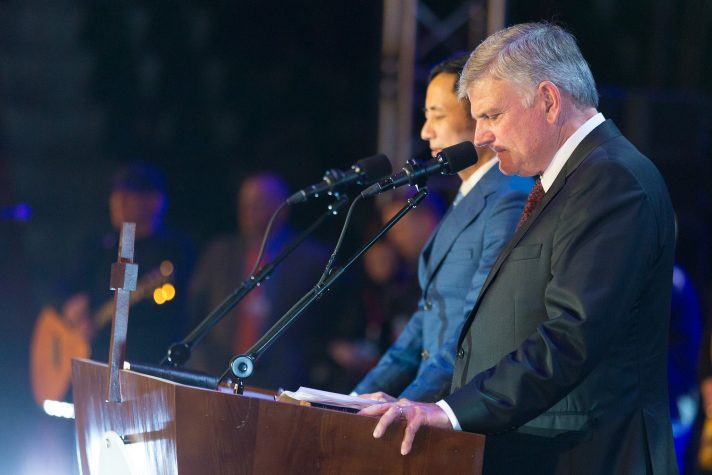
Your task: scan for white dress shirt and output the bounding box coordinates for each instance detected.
[458,157,499,198]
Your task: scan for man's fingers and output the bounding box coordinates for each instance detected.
[375,392,397,402]
[362,401,449,456]
[358,391,395,402]
[373,405,401,438]
[358,402,390,417]
[357,393,381,401]
[400,412,423,455]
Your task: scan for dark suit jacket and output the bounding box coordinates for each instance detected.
[444,121,678,474]
[186,227,332,390]
[354,167,530,402]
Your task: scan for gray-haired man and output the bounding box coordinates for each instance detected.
[361,22,677,474]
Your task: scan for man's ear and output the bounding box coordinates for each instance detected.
[537,81,561,123]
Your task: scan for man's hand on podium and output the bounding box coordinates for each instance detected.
[358,399,451,455]
[356,391,397,402]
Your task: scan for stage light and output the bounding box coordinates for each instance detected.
[42,400,75,419]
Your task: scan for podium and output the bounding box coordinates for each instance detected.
[72,358,484,474]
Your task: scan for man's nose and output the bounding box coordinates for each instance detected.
[420,119,433,141]
[474,123,494,148]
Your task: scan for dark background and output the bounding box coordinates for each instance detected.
[0,1,710,473]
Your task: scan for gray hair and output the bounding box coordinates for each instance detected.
[458,22,598,109]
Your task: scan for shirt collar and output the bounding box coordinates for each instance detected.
[539,113,605,192]
[458,157,499,197]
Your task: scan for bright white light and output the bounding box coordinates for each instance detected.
[42,400,75,419]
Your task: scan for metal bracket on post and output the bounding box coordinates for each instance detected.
[105,222,138,403]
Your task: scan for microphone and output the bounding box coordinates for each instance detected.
[360,141,477,198]
[287,154,392,205]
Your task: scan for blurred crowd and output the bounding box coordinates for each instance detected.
[45,162,450,395]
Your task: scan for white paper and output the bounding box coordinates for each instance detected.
[280,386,384,410]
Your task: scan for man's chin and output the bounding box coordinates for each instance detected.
[497,160,517,176]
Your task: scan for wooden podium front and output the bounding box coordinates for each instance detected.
[72,358,484,474]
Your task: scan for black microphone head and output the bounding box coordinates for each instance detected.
[353,154,392,183]
[437,141,478,174]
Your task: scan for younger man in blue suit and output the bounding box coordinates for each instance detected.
[353,56,530,402]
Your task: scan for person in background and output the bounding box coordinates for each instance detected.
[186,172,334,391]
[679,265,711,475]
[353,54,530,403]
[663,264,702,473]
[327,198,438,389]
[377,195,442,273]
[62,161,195,365]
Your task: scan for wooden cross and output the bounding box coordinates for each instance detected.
[105,222,138,403]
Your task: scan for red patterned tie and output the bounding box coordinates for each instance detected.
[517,177,544,230]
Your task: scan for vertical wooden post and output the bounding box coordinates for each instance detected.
[105,222,138,403]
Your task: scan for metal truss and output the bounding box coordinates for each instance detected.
[377,0,506,168]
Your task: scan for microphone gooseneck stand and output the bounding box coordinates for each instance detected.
[158,195,349,369]
[221,187,429,394]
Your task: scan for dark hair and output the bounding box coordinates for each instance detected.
[111,161,167,194]
[239,171,290,202]
[428,53,470,92]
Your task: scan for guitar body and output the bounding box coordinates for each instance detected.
[29,266,172,406]
[30,306,90,405]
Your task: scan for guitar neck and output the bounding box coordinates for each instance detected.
[92,270,170,331]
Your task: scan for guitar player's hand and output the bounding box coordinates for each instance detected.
[62,293,94,340]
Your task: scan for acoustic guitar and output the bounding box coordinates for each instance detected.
[29,263,173,406]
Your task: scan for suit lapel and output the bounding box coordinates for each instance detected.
[457,120,623,346]
[418,205,443,284]
[424,167,503,282]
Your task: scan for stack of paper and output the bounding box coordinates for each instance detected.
[277,387,384,411]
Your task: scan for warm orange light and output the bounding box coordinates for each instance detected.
[162,283,176,301]
[153,288,166,305]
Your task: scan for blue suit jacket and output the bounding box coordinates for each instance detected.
[354,166,530,402]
